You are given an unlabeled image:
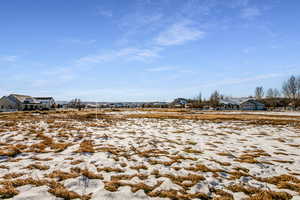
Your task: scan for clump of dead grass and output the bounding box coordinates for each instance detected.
[71,167,103,179]
[25,163,50,170]
[246,190,292,200]
[75,140,95,153]
[97,167,125,173]
[0,145,21,157]
[2,173,25,179]
[0,183,19,198]
[47,170,79,181]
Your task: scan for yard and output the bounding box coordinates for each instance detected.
[0,109,299,199]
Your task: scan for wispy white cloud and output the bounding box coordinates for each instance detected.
[77,47,161,64]
[202,72,285,88]
[241,7,261,19]
[0,55,17,62]
[96,8,113,17]
[59,39,96,45]
[242,46,256,54]
[146,66,176,72]
[155,20,205,46]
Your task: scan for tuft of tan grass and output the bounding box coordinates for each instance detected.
[71,167,103,179]
[209,159,231,166]
[227,184,261,195]
[0,165,9,169]
[0,183,19,198]
[97,167,125,173]
[277,182,300,193]
[48,185,83,199]
[246,190,292,200]
[130,165,148,171]
[272,160,294,164]
[30,156,53,161]
[70,159,84,165]
[25,163,50,170]
[47,170,79,181]
[0,145,21,157]
[75,140,95,153]
[2,173,25,179]
[183,147,202,154]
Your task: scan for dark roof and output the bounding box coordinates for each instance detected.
[34,97,54,100]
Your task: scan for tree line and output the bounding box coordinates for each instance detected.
[187,75,300,109]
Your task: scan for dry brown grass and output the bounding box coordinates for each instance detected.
[256,174,300,184]
[148,189,210,200]
[71,167,103,179]
[25,163,50,170]
[209,159,231,166]
[130,165,148,171]
[227,184,261,195]
[277,182,300,193]
[255,174,300,193]
[29,156,53,161]
[48,185,84,199]
[148,159,177,166]
[0,178,48,188]
[70,159,84,165]
[75,140,95,153]
[183,147,202,154]
[97,167,125,173]
[185,163,225,173]
[0,183,19,198]
[246,190,292,200]
[211,188,234,200]
[0,145,21,157]
[2,173,25,179]
[272,159,294,164]
[0,165,9,169]
[47,170,79,181]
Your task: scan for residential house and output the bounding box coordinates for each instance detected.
[240,99,265,110]
[171,98,189,108]
[0,94,55,112]
[219,98,265,111]
[34,97,55,109]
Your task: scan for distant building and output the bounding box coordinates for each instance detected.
[0,94,55,112]
[219,98,265,110]
[240,99,265,110]
[34,97,55,109]
[171,98,188,108]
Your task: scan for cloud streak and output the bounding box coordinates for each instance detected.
[241,7,261,19]
[96,8,113,17]
[0,55,17,62]
[77,47,161,64]
[155,20,205,46]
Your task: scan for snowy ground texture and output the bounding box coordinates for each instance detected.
[0,110,300,200]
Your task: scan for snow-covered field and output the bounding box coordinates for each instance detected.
[208,111,300,117]
[0,110,300,200]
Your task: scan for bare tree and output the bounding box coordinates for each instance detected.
[273,88,281,98]
[297,76,300,98]
[195,92,202,103]
[255,86,264,99]
[282,75,297,100]
[209,90,220,108]
[266,88,274,98]
[69,98,84,110]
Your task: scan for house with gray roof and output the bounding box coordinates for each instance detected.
[219,98,265,110]
[0,94,55,112]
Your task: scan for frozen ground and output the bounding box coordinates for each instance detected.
[0,111,300,199]
[208,111,300,117]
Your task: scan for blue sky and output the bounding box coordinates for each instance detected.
[1,0,300,101]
